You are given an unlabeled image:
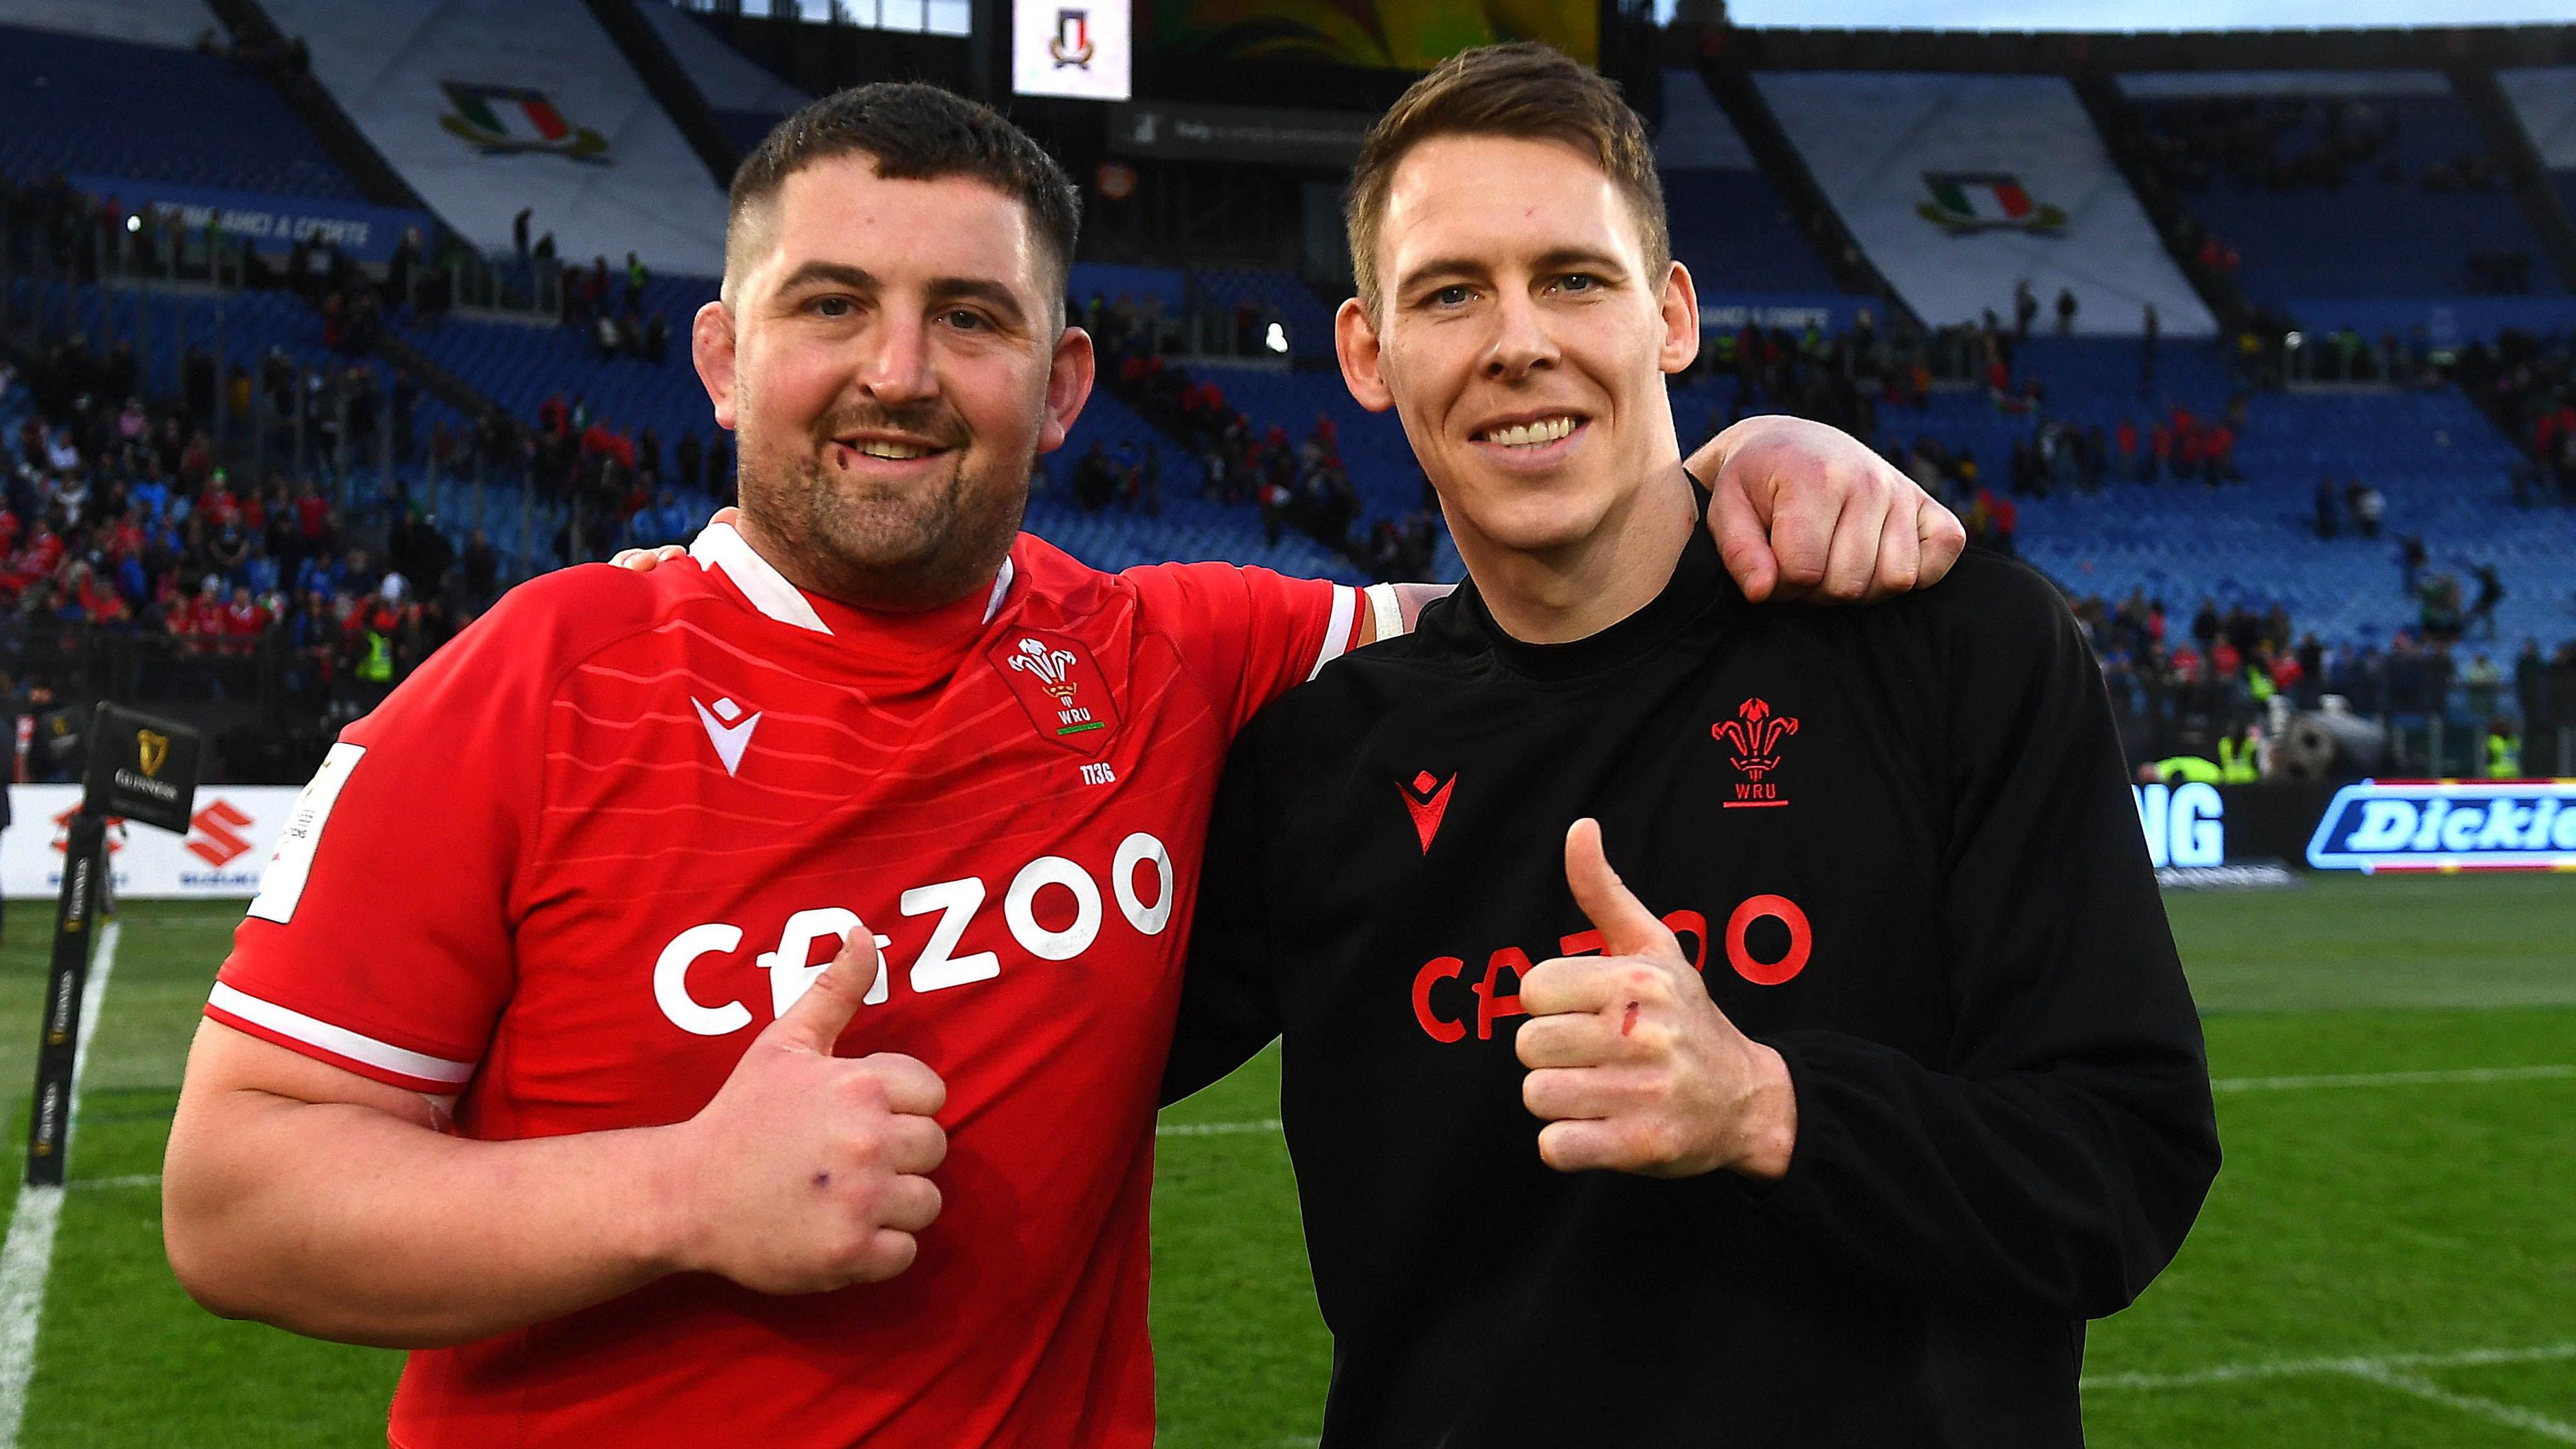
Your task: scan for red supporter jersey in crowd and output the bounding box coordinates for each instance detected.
[207,523,1356,1448]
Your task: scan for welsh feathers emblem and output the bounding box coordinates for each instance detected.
[1916,172,2066,235]
[438,82,610,161]
[1713,698,1798,808]
[989,631,1121,755]
[1008,638,1081,702]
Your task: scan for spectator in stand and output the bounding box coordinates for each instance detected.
[2192,599,2221,658]
[2399,535,2427,596]
[1069,441,1116,512]
[2467,564,2503,641]
[460,530,498,610]
[2055,288,2078,335]
[2314,477,2339,539]
[2352,482,2385,538]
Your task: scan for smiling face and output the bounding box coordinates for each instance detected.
[696,154,1092,611]
[1336,133,1696,561]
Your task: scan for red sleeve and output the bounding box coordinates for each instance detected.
[1124,562,1355,734]
[206,583,574,1094]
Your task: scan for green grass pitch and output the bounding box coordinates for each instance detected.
[0,874,2567,1446]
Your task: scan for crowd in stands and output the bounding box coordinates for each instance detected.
[1073,288,1440,580]
[2456,330,2576,508]
[527,390,727,561]
[0,336,503,732]
[561,252,672,364]
[2135,95,2480,196]
[2074,586,2562,767]
[2116,93,2540,297]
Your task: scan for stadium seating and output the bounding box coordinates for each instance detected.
[1653,69,1850,305]
[1186,363,1424,521]
[1876,335,2576,651]
[1070,262,1190,319]
[0,24,364,202]
[1662,171,1847,301]
[2127,85,2559,303]
[1186,268,1340,362]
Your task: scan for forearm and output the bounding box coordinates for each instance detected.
[1748,1030,2218,1318]
[164,1081,691,1348]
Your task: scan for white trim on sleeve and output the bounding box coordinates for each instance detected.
[1364,582,1403,646]
[1307,585,1358,681]
[205,983,478,1085]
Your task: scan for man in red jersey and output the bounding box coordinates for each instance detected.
[162,85,1954,1448]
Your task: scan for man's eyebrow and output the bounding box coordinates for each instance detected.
[773,260,878,296]
[1395,256,1489,296]
[1395,247,1633,298]
[1529,247,1630,278]
[926,277,1028,328]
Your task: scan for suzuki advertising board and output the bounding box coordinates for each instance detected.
[2307,780,2576,873]
[3,785,299,900]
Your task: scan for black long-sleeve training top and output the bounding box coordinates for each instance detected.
[1163,525,2222,1448]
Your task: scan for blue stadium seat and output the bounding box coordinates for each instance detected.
[2135,93,2558,303]
[0,25,363,202]
[1662,170,1849,300]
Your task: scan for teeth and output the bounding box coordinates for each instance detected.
[1480,417,1575,447]
[850,440,931,460]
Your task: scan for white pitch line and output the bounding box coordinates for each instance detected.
[1155,1065,2576,1142]
[0,918,120,1449]
[67,1174,158,1193]
[2085,1342,2576,1391]
[2213,1065,2576,1093]
[1156,1118,1283,1138]
[2352,1363,2576,1444]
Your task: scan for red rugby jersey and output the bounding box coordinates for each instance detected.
[207,523,1356,1448]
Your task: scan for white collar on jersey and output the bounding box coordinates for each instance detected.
[687,522,1016,633]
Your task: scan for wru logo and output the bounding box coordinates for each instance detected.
[1008,638,1082,704]
[1713,698,1798,780]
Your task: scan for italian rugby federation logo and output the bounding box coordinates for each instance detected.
[439,82,609,161]
[1713,698,1798,809]
[990,631,1122,755]
[1916,172,2066,235]
[1049,8,1096,68]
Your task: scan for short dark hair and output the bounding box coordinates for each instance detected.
[1345,43,1667,319]
[726,83,1081,313]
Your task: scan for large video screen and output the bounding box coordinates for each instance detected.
[1146,0,1598,69]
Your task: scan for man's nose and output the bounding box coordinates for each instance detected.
[855,313,938,403]
[1482,291,1559,381]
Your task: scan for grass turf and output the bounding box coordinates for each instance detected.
[0,874,2564,1445]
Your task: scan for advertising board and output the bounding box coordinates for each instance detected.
[3,786,299,901]
[68,176,434,266]
[2307,780,2576,874]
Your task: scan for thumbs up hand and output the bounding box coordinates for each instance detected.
[660,924,949,1293]
[1514,820,1799,1181]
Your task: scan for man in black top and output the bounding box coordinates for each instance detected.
[1165,44,2219,1446]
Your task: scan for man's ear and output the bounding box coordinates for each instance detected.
[693,301,739,431]
[1037,325,1097,455]
[1658,260,1701,377]
[1335,297,1395,413]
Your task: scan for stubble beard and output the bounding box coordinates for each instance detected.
[737,420,1031,614]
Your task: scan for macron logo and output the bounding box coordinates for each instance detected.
[692,696,761,777]
[1399,770,1454,854]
